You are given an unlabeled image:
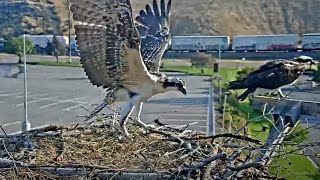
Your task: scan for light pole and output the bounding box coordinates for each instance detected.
[242,57,246,68]
[68,0,72,63]
[207,78,215,136]
[222,91,230,131]
[218,43,221,60]
[22,34,31,132]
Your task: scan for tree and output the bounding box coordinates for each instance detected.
[44,39,54,56]
[52,34,66,63]
[190,52,216,68]
[3,37,35,63]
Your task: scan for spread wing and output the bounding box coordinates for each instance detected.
[231,60,304,89]
[247,59,294,77]
[135,0,172,73]
[70,0,152,89]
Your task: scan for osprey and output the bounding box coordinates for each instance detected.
[69,0,187,137]
[228,58,315,101]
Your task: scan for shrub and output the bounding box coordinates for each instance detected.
[190,52,216,68]
[236,66,255,81]
[3,36,35,63]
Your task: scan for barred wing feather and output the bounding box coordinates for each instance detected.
[135,0,172,73]
[70,0,152,89]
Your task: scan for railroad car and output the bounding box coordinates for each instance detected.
[232,34,299,52]
[301,33,320,51]
[170,35,230,52]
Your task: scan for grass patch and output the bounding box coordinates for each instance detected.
[26,61,81,67]
[269,146,319,180]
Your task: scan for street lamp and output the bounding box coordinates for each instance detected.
[242,57,246,68]
[222,91,231,131]
[68,0,72,63]
[22,34,31,132]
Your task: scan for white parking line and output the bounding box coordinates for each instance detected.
[63,103,87,111]
[1,121,21,127]
[0,92,22,96]
[15,96,59,107]
[39,97,87,109]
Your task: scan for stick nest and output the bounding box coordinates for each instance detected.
[0,120,269,180]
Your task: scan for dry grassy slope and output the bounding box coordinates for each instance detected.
[0,0,319,37]
[133,0,320,36]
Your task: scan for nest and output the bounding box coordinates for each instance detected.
[0,119,272,180]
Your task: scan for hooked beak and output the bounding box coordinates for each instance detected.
[179,86,187,95]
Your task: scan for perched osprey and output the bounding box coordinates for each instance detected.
[69,0,187,137]
[228,58,315,101]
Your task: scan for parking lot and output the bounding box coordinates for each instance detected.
[0,65,216,134]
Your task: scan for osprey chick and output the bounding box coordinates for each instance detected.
[228,58,315,101]
[70,0,187,137]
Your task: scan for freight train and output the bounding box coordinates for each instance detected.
[168,33,320,52]
[5,33,318,55]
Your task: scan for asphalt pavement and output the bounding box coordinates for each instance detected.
[0,65,218,134]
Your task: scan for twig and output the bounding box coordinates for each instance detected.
[226,162,263,171]
[184,133,262,144]
[177,152,226,175]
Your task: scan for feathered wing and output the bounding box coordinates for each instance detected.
[70,0,152,89]
[228,60,304,90]
[135,0,172,73]
[246,59,287,77]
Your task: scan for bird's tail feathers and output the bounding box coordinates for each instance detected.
[238,88,256,101]
[228,80,247,89]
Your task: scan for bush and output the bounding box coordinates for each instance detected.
[190,52,216,68]
[236,67,255,81]
[284,124,310,143]
[3,36,35,63]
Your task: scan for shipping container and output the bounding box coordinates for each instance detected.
[170,36,230,51]
[301,33,320,50]
[232,34,299,51]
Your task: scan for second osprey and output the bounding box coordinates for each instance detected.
[228,57,316,101]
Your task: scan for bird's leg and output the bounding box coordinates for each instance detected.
[131,102,155,129]
[277,88,287,100]
[119,94,141,137]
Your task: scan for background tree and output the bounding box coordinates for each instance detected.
[190,52,216,68]
[3,37,35,63]
[44,39,54,56]
[52,34,66,63]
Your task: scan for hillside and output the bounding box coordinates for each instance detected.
[0,0,319,38]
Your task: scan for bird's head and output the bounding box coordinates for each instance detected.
[162,77,187,95]
[294,55,316,65]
